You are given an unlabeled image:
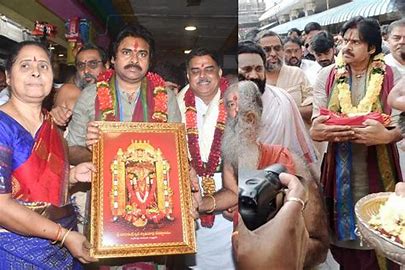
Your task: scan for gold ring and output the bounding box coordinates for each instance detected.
[285,197,306,211]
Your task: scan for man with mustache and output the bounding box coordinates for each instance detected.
[66,24,181,165]
[223,80,328,269]
[176,48,235,269]
[65,24,181,269]
[50,45,108,126]
[283,36,321,86]
[310,31,336,68]
[311,16,403,270]
[385,18,405,76]
[238,41,318,169]
[257,31,313,124]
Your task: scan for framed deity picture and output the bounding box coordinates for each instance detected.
[90,122,196,258]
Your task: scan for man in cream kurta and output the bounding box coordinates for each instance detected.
[177,48,234,270]
[257,31,313,122]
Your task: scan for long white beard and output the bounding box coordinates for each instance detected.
[222,116,259,171]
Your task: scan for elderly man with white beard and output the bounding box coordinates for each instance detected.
[223,80,328,269]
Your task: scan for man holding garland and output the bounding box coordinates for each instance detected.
[176,48,235,269]
[310,16,402,270]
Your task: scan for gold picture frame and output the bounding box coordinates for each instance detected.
[90,121,196,258]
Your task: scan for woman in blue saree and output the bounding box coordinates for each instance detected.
[0,41,98,269]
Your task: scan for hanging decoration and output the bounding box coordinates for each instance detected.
[65,17,91,64]
[32,21,57,40]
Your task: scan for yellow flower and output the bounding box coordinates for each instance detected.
[333,52,386,114]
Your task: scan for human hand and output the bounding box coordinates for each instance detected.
[70,162,96,184]
[189,167,201,219]
[352,119,394,145]
[280,173,307,208]
[223,204,237,221]
[86,121,101,149]
[50,106,72,127]
[63,231,98,264]
[395,182,405,197]
[310,115,355,142]
[235,173,309,270]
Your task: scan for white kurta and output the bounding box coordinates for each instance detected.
[259,84,318,164]
[385,53,405,76]
[177,87,235,270]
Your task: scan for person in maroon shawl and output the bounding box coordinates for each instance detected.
[310,16,403,270]
[0,41,98,269]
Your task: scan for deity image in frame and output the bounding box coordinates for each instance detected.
[90,122,196,258]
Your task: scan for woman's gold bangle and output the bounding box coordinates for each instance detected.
[59,227,73,247]
[51,224,62,245]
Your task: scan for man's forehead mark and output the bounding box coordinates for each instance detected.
[33,56,37,61]
[133,41,139,50]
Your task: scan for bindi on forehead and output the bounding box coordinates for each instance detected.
[133,41,139,50]
[344,29,359,39]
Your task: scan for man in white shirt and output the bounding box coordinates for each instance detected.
[283,36,321,86]
[177,48,235,270]
[257,31,313,123]
[385,18,405,75]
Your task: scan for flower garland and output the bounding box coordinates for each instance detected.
[96,69,115,113]
[184,77,229,228]
[96,69,168,122]
[147,72,168,122]
[335,52,386,114]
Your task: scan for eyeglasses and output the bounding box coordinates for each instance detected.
[76,60,102,71]
[262,45,282,53]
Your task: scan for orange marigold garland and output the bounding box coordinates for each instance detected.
[184,77,229,228]
[96,70,168,122]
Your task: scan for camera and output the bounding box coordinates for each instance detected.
[239,164,286,230]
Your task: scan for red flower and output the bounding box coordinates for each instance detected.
[184,77,229,227]
[148,72,168,122]
[97,69,114,82]
[147,72,165,88]
[96,69,169,122]
[154,92,168,112]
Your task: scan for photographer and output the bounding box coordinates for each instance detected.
[223,81,328,268]
[234,173,309,270]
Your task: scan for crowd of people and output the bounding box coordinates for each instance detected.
[237,13,405,270]
[0,3,404,270]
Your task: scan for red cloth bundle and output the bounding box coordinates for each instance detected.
[319,108,391,127]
